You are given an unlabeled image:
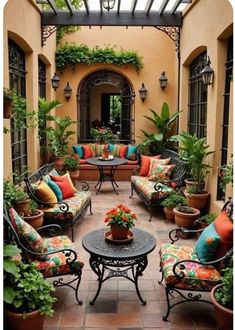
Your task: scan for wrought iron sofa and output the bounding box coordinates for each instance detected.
[4,208,84,304]
[24,163,92,242]
[129,149,186,221]
[158,200,233,320]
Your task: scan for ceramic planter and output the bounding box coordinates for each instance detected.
[5,309,44,330]
[211,284,233,330]
[23,209,44,229]
[163,207,175,222]
[173,207,200,229]
[185,191,210,210]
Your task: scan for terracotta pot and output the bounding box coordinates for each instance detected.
[4,100,12,119]
[23,209,44,229]
[69,170,80,180]
[185,191,210,210]
[5,309,44,330]
[173,207,200,229]
[211,284,233,330]
[53,156,65,171]
[110,224,129,240]
[14,199,31,214]
[185,179,205,191]
[163,207,175,222]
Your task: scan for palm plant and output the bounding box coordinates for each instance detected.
[139,102,181,154]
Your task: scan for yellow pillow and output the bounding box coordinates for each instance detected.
[36,181,57,207]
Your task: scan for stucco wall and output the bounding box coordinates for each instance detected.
[180,0,233,213]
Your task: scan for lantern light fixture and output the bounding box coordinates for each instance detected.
[138,83,147,102]
[51,72,60,91]
[102,0,116,11]
[64,82,72,101]
[200,56,214,86]
[159,71,168,90]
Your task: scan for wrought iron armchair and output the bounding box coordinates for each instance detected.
[158,199,233,320]
[4,208,84,304]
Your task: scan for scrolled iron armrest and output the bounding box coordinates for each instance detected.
[169,227,204,244]
[78,181,90,191]
[37,224,62,237]
[172,248,233,280]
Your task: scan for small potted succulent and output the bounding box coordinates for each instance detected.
[161,191,187,222]
[194,213,217,230]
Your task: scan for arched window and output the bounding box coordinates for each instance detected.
[8,39,27,177]
[188,52,208,137]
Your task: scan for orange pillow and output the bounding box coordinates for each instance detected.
[119,145,128,158]
[83,144,94,159]
[50,173,77,199]
[214,211,233,259]
[139,155,161,176]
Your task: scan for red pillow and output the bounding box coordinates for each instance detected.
[83,144,94,159]
[214,211,233,259]
[119,145,128,158]
[139,155,161,176]
[50,173,77,199]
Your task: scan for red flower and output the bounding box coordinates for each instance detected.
[170,181,177,189]
[105,216,111,222]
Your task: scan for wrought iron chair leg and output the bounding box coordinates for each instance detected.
[89,200,93,215]
[158,266,164,284]
[74,270,83,305]
[149,207,152,222]
[129,185,134,198]
[71,224,74,242]
[162,286,171,321]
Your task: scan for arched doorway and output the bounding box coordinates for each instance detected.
[77,70,135,144]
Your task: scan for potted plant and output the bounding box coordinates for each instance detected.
[45,115,76,170]
[4,88,13,119]
[65,154,80,184]
[21,200,44,229]
[104,204,137,240]
[170,132,214,210]
[90,126,114,144]
[211,263,233,330]
[4,244,56,330]
[161,191,187,222]
[194,213,217,230]
[173,205,200,229]
[4,178,30,213]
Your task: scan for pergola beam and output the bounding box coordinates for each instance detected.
[99,0,103,15]
[47,0,58,14]
[41,11,182,26]
[159,0,170,15]
[117,0,121,15]
[171,0,182,14]
[145,0,155,16]
[64,0,74,15]
[131,0,138,15]
[83,0,90,15]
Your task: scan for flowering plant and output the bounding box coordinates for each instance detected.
[104,204,137,229]
[90,126,114,143]
[218,156,233,188]
[65,154,80,171]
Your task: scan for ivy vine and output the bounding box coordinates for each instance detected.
[55,43,144,71]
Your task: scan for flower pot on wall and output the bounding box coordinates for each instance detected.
[5,309,44,330]
[211,284,233,330]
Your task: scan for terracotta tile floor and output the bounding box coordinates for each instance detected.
[43,181,217,329]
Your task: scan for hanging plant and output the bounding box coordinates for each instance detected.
[55,43,144,72]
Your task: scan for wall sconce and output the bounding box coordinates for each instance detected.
[200,56,214,86]
[102,0,116,11]
[51,73,60,91]
[159,71,168,90]
[64,82,72,101]
[138,83,148,102]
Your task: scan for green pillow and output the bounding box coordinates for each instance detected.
[43,175,63,201]
[73,145,84,159]
[195,223,221,262]
[126,145,138,159]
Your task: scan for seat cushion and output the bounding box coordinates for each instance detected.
[159,243,221,290]
[42,190,91,221]
[131,176,172,200]
[32,235,84,277]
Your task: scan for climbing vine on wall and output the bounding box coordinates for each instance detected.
[55,43,144,71]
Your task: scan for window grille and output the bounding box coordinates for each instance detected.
[188,52,208,137]
[38,59,47,163]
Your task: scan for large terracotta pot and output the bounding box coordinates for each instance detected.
[4,100,12,119]
[185,179,205,191]
[53,156,65,171]
[163,207,175,222]
[185,191,210,210]
[110,224,129,240]
[5,309,44,330]
[14,199,31,214]
[211,284,233,330]
[173,207,200,229]
[23,209,44,229]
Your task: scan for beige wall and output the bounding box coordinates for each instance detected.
[180,0,233,213]
[3,0,57,178]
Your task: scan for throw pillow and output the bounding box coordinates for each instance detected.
[36,181,57,207]
[73,145,84,159]
[93,144,109,157]
[148,162,175,182]
[126,145,138,159]
[139,155,161,176]
[47,179,63,202]
[108,144,122,157]
[195,223,221,262]
[214,211,233,259]
[147,157,171,177]
[119,145,128,158]
[83,144,94,159]
[9,208,47,256]
[50,173,77,199]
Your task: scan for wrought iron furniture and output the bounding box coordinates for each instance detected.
[158,200,233,321]
[86,157,127,194]
[4,208,84,304]
[24,163,92,242]
[130,149,186,221]
[82,228,156,305]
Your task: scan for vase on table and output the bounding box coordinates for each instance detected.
[110,224,129,240]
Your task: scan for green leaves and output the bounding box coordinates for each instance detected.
[56,43,144,71]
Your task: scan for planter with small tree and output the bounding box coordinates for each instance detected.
[161,191,187,222]
[65,154,80,185]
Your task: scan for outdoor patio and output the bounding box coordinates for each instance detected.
[44,181,217,330]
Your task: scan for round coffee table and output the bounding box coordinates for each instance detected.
[82,228,156,305]
[86,157,127,194]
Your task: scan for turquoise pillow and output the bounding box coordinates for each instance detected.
[108,143,115,153]
[47,178,63,202]
[195,223,221,262]
[73,145,84,159]
[126,145,138,159]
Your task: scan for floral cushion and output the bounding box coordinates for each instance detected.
[131,176,172,200]
[159,243,221,290]
[42,190,91,220]
[9,208,47,255]
[31,235,84,277]
[148,160,175,182]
